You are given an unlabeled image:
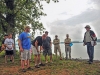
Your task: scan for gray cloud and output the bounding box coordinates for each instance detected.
[51,9,100,26]
[46,0,100,41]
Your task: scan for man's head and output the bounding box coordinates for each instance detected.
[24,25,31,32]
[4,34,8,39]
[85,25,91,31]
[8,33,12,38]
[66,34,69,38]
[55,35,58,39]
[42,34,46,40]
[45,31,48,36]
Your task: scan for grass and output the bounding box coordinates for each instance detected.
[0,51,100,75]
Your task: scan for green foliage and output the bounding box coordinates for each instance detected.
[0,50,5,57]
[0,0,59,41]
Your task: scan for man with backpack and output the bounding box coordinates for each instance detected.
[83,25,97,64]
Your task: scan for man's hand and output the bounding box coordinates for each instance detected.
[20,47,23,52]
[37,49,39,52]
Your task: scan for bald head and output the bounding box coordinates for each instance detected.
[42,34,46,40]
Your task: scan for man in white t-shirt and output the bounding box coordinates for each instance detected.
[4,33,14,63]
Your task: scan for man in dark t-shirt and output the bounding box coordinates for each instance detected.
[43,31,52,63]
[32,34,46,68]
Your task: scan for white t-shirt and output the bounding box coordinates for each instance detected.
[4,38,14,50]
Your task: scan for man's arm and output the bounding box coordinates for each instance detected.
[35,40,39,52]
[53,39,55,44]
[18,39,23,52]
[12,39,14,49]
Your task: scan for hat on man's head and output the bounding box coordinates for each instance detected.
[85,25,91,29]
[24,25,31,30]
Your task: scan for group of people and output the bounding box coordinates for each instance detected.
[0,25,97,72]
[18,25,73,72]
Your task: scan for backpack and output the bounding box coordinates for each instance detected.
[90,30,97,41]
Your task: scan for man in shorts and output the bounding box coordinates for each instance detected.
[4,33,14,63]
[19,26,32,72]
[43,31,52,63]
[32,34,46,68]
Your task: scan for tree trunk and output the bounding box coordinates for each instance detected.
[5,0,16,55]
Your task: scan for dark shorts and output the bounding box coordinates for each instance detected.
[43,49,52,56]
[5,50,14,55]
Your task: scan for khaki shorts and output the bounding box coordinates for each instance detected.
[43,48,52,56]
[32,46,40,55]
[21,49,31,60]
[54,45,61,53]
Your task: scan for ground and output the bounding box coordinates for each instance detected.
[0,52,100,75]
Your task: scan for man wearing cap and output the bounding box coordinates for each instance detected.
[64,34,71,60]
[53,35,62,60]
[83,25,97,64]
[19,25,32,72]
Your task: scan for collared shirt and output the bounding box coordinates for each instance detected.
[53,39,60,45]
[64,38,71,45]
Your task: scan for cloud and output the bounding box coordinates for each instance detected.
[43,0,100,41]
[50,9,100,26]
[48,8,100,41]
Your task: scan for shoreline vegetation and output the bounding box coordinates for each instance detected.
[0,51,100,75]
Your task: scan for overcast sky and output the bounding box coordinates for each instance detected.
[40,0,100,41]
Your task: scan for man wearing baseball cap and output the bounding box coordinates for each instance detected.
[83,25,97,64]
[19,25,32,72]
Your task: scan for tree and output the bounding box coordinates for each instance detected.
[0,0,59,46]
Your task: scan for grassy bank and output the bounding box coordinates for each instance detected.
[0,51,100,75]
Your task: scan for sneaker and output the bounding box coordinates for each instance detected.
[35,65,40,68]
[27,67,33,70]
[50,61,53,63]
[45,61,48,64]
[10,60,12,62]
[89,62,93,64]
[22,69,26,72]
[39,63,45,66]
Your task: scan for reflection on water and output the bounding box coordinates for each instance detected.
[52,43,100,60]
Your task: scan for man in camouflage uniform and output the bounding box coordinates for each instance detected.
[53,35,62,60]
[64,34,71,59]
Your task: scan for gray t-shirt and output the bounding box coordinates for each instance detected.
[42,36,51,50]
[4,38,14,50]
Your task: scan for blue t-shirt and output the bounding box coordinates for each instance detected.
[19,32,31,50]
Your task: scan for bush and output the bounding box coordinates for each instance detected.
[0,50,5,57]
